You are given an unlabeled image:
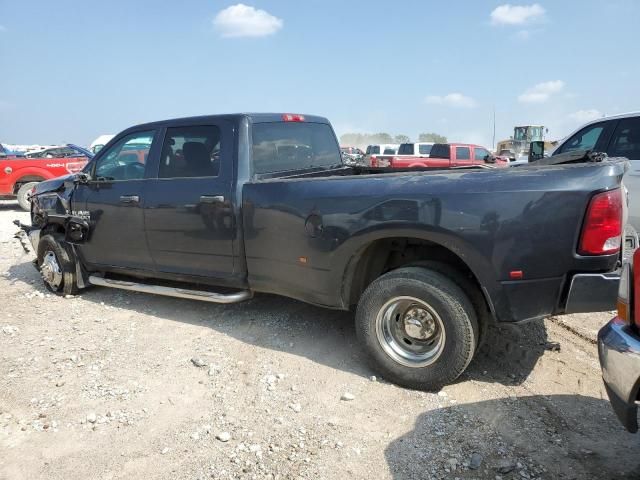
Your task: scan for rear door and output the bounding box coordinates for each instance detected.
[143,121,237,279]
[451,146,472,167]
[605,116,640,231]
[73,129,158,270]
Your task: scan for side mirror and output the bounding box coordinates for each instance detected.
[485,155,496,164]
[529,141,545,162]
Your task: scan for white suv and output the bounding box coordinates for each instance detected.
[363,144,399,166]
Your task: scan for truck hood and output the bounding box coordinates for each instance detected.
[32,174,74,196]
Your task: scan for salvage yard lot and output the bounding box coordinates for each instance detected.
[0,201,638,480]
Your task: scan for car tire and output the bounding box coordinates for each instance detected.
[37,233,79,296]
[355,266,478,391]
[17,182,39,211]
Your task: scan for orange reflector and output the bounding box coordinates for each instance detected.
[617,299,629,323]
[298,256,308,264]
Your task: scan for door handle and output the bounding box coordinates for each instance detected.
[200,195,225,204]
[120,195,140,204]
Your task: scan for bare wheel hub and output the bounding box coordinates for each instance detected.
[41,251,62,289]
[375,296,447,368]
[403,307,437,340]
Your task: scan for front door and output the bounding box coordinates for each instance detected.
[143,122,237,279]
[74,129,159,270]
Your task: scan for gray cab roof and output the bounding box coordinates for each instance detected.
[125,113,331,132]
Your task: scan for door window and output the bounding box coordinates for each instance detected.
[94,131,154,181]
[456,146,471,160]
[474,147,490,161]
[607,117,640,160]
[557,123,605,154]
[159,125,221,178]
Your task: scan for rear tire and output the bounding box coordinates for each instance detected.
[17,182,38,211]
[355,267,478,391]
[37,233,79,296]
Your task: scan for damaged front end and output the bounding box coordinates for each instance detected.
[14,173,92,248]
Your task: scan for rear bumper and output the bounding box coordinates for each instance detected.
[598,317,640,433]
[564,271,619,314]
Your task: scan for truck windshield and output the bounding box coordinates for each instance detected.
[252,122,341,174]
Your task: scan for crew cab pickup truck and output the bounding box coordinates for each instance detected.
[1,144,91,210]
[373,143,507,169]
[18,113,629,391]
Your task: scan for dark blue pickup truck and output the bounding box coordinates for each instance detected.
[19,113,628,390]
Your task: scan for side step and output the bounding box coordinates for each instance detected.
[88,276,252,304]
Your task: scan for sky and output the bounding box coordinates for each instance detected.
[1,0,639,148]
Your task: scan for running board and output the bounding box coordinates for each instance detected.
[88,276,252,304]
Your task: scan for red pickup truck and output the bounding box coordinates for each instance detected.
[0,144,91,210]
[373,143,508,169]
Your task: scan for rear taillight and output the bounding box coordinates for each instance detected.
[579,189,622,256]
[282,114,305,122]
[66,161,87,174]
[370,155,378,167]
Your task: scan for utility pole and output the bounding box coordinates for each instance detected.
[492,107,496,151]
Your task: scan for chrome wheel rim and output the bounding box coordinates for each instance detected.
[375,296,446,368]
[41,250,63,289]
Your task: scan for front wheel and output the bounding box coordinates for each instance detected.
[36,234,79,296]
[355,267,478,390]
[17,182,39,211]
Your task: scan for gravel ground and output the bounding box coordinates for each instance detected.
[0,200,638,480]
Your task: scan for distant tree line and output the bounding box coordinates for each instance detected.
[340,132,447,148]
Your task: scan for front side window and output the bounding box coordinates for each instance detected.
[94,130,154,181]
[370,146,380,155]
[456,146,471,160]
[252,122,341,174]
[558,123,605,154]
[474,147,490,161]
[607,117,640,160]
[159,125,221,178]
[418,144,432,155]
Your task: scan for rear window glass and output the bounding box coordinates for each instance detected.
[252,122,341,174]
[418,144,432,155]
[383,148,397,155]
[429,144,450,159]
[398,144,414,155]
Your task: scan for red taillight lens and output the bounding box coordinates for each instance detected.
[579,189,622,256]
[282,114,305,122]
[370,155,378,167]
[66,161,88,174]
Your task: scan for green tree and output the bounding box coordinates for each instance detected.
[394,134,411,144]
[418,132,447,143]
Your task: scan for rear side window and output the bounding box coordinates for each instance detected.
[429,144,450,159]
[252,122,341,174]
[398,144,414,155]
[557,123,605,154]
[607,117,640,160]
[159,125,221,178]
[418,144,432,155]
[383,148,396,154]
[456,147,471,160]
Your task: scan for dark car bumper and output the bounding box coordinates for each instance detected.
[598,317,640,433]
[564,272,620,314]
